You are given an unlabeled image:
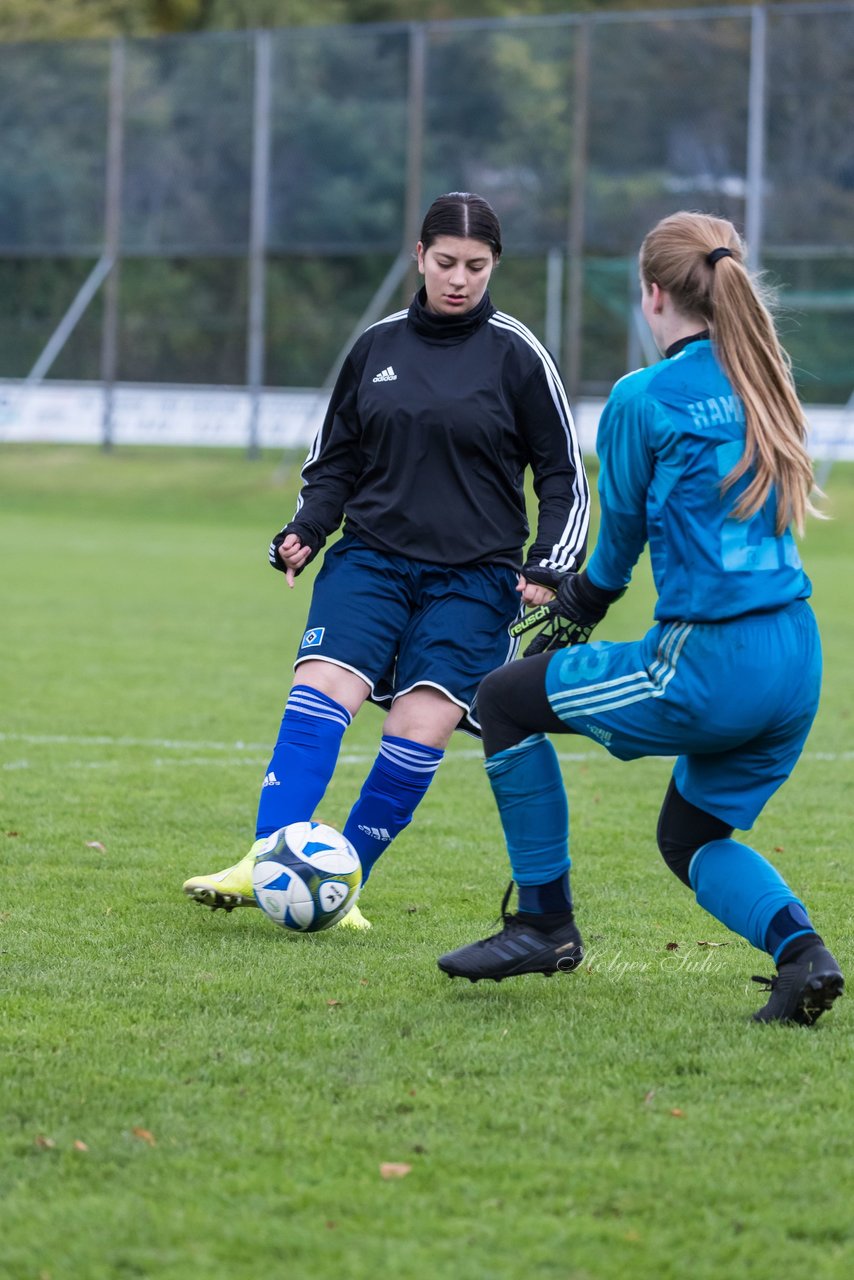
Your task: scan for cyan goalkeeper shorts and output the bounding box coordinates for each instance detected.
[544,599,821,830]
[295,533,521,735]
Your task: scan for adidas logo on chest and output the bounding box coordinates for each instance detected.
[372,366,398,383]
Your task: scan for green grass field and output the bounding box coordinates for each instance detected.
[1,445,852,1280]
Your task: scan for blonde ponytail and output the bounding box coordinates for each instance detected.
[639,212,820,535]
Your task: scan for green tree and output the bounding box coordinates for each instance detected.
[0,1,780,44]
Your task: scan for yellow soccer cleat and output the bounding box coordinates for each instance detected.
[336,902,372,931]
[182,841,266,912]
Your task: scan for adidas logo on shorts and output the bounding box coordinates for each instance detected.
[372,366,397,383]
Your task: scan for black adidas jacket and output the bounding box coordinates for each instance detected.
[273,288,589,586]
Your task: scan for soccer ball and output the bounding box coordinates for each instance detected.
[251,821,362,933]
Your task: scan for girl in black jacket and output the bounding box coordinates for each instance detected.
[183,192,590,928]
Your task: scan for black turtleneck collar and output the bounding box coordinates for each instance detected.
[408,286,495,343]
[665,330,710,359]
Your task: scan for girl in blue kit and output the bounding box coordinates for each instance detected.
[182,192,589,927]
[438,210,844,1026]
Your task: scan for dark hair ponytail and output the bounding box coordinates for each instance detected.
[419,192,502,259]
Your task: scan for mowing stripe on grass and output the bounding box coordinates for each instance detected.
[2,731,852,767]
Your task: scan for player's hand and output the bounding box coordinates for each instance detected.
[516,574,556,608]
[276,533,312,587]
[510,570,623,656]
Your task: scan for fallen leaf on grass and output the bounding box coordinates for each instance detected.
[696,941,728,948]
[665,942,679,951]
[86,841,106,852]
[379,1162,412,1179]
[34,1135,56,1149]
[132,1127,156,1146]
[73,1140,89,1152]
[6,831,18,837]
[327,999,342,1008]
[643,1090,656,1105]
[670,1109,684,1119]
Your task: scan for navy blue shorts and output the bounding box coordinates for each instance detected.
[296,534,521,734]
[544,600,821,830]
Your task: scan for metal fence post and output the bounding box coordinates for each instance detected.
[100,37,126,451]
[403,24,426,301]
[247,30,273,458]
[545,247,564,358]
[745,3,768,272]
[565,17,590,401]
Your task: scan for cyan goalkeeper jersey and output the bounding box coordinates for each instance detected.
[587,336,811,622]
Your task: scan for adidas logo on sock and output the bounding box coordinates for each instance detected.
[262,771,280,788]
[357,824,392,842]
[372,366,397,383]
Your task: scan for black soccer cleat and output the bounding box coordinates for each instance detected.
[438,911,584,983]
[751,943,844,1026]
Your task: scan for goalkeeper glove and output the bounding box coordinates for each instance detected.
[510,570,625,656]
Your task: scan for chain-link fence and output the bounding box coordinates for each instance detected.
[0,2,852,438]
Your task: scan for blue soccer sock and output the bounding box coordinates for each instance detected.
[255,685,352,839]
[689,838,816,961]
[517,871,573,916]
[765,905,821,965]
[342,736,443,882]
[485,734,572,913]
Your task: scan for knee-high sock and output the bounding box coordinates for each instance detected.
[255,685,352,839]
[485,734,571,912]
[343,736,443,882]
[689,838,815,961]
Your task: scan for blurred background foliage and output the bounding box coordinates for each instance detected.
[0,2,851,401]
[0,1,769,43]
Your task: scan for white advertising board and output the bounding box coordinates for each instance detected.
[0,379,851,459]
